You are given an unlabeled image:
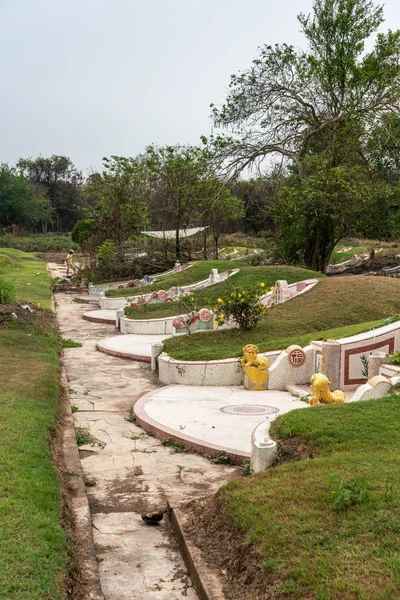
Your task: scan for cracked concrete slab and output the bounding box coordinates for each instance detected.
[51,285,239,599]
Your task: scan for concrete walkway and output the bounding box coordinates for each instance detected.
[134,386,308,460]
[51,280,238,599]
[98,333,171,362]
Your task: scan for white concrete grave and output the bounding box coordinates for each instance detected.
[268,345,315,390]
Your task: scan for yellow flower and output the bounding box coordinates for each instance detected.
[270,286,274,291]
[238,293,242,298]
[217,298,224,304]
[260,282,265,288]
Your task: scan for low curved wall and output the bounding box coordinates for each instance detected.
[120,315,176,335]
[100,296,130,310]
[158,351,281,386]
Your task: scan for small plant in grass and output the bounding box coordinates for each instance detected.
[214,283,268,331]
[162,440,186,453]
[389,350,400,365]
[60,337,82,348]
[242,459,252,476]
[0,278,16,304]
[327,474,370,511]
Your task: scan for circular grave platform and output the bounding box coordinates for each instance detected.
[83,309,117,324]
[98,333,171,362]
[134,385,308,463]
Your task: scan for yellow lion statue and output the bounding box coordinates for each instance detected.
[309,373,345,406]
[241,344,269,371]
[241,344,269,391]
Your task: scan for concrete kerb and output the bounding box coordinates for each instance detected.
[60,367,104,600]
[168,503,226,600]
[97,340,151,363]
[134,388,249,465]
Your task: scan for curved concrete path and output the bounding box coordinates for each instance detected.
[135,385,308,463]
[83,309,117,324]
[98,333,171,362]
[50,273,238,600]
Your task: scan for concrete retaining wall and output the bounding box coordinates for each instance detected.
[158,351,281,386]
[120,315,176,335]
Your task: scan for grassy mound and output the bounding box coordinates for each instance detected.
[164,276,400,360]
[104,260,248,297]
[0,248,52,309]
[187,397,400,599]
[123,263,323,320]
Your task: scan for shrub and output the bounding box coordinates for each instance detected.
[71,219,95,247]
[390,350,400,365]
[214,283,268,331]
[0,278,17,304]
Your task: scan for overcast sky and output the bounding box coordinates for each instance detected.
[0,0,399,174]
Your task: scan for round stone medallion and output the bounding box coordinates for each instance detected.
[198,308,212,323]
[287,347,306,367]
[220,405,279,416]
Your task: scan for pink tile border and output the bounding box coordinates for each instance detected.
[97,341,151,363]
[83,313,115,325]
[134,388,250,465]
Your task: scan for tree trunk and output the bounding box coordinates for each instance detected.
[214,235,219,260]
[175,226,181,260]
[203,226,207,260]
[304,219,336,272]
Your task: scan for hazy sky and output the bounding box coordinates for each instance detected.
[0,0,399,174]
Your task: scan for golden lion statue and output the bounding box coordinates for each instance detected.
[241,344,269,371]
[241,344,269,391]
[309,373,345,406]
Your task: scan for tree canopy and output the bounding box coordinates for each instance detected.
[208,0,400,269]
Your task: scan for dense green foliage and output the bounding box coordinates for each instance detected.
[0,164,53,231]
[0,233,79,253]
[208,0,400,270]
[17,155,84,232]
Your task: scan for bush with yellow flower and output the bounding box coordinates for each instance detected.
[214,283,268,331]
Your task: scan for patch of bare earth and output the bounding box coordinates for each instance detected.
[182,494,287,600]
[52,386,93,599]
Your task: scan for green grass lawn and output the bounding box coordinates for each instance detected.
[219,396,400,599]
[124,264,324,321]
[0,248,52,309]
[104,260,254,297]
[164,275,400,360]
[331,242,368,264]
[0,248,68,598]
[0,326,68,599]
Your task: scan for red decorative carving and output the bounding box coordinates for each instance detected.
[344,337,395,385]
[288,348,306,367]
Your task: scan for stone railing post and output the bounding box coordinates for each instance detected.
[320,340,341,390]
